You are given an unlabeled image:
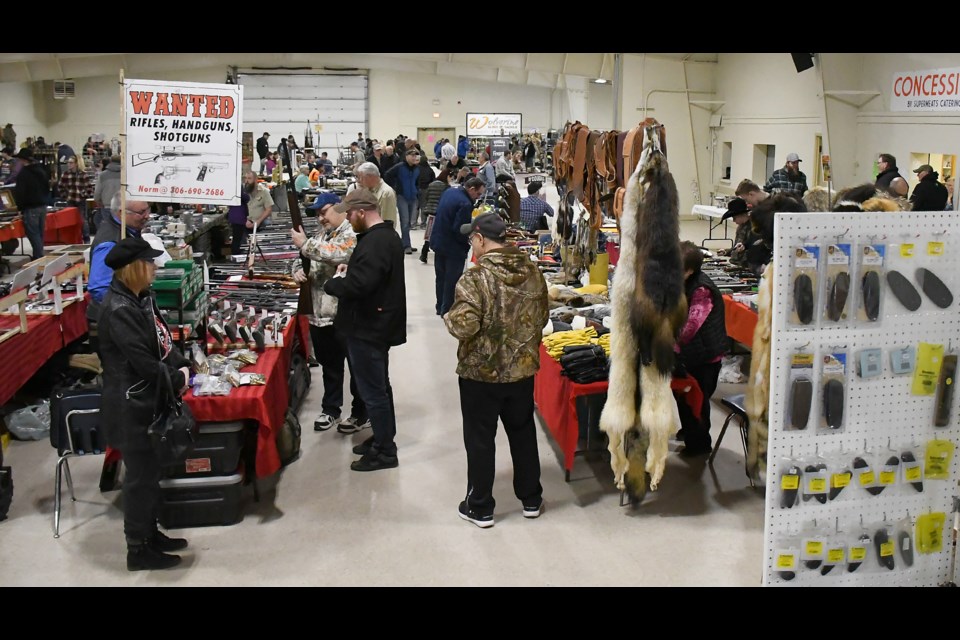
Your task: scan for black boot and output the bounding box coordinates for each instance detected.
[127,540,182,571]
[419,242,429,264]
[151,529,188,552]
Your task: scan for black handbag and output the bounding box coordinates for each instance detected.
[147,366,198,466]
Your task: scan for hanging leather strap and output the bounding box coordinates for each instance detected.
[569,124,590,199]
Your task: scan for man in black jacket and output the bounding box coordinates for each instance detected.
[875,153,906,195]
[11,148,50,259]
[256,132,270,176]
[324,188,407,472]
[910,164,949,211]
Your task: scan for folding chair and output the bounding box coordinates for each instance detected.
[49,387,105,538]
[708,393,754,487]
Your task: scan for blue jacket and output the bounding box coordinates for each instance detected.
[457,137,469,159]
[88,214,142,317]
[384,162,419,202]
[430,187,474,258]
[433,140,443,160]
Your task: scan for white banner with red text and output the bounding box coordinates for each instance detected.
[123,78,243,205]
[890,67,960,112]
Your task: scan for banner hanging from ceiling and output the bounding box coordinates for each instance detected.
[890,67,960,112]
[123,78,243,205]
[466,113,522,137]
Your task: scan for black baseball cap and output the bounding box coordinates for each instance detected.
[460,213,507,241]
[104,237,163,269]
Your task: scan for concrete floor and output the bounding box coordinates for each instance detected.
[0,192,764,586]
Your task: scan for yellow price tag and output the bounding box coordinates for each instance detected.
[792,353,814,366]
[928,241,945,256]
[776,554,796,569]
[808,477,827,492]
[905,465,922,481]
[805,541,823,556]
[880,541,894,557]
[827,548,845,563]
[900,243,915,257]
[858,470,876,486]
[879,470,897,485]
[831,472,851,488]
[849,546,867,561]
[781,474,800,490]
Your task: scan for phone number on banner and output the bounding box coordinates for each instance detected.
[170,187,225,196]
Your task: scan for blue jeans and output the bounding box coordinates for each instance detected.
[22,206,46,259]
[345,337,396,455]
[434,251,466,315]
[397,195,415,249]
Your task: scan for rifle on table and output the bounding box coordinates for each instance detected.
[281,139,313,315]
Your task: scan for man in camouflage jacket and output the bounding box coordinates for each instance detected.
[443,213,550,528]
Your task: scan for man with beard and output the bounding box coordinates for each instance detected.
[242,170,273,230]
[763,152,807,200]
[323,189,406,472]
[875,153,906,195]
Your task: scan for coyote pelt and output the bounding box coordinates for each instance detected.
[599,129,686,495]
[745,260,774,477]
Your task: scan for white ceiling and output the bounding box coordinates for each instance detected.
[0,53,718,87]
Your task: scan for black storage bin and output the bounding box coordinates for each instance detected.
[158,473,243,529]
[163,420,246,478]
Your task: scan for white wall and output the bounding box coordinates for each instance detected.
[587,82,614,131]
[368,68,554,140]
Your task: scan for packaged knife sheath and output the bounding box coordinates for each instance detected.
[800,524,828,571]
[857,243,885,323]
[825,450,852,502]
[773,534,802,582]
[789,244,820,327]
[852,453,881,496]
[846,530,871,574]
[900,447,924,493]
[895,517,915,568]
[819,351,847,431]
[779,460,803,509]
[823,243,851,323]
[786,350,815,431]
[886,243,921,313]
[911,342,944,396]
[820,536,847,576]
[924,439,954,480]
[800,457,829,505]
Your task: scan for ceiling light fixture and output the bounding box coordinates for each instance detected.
[433,112,440,118]
[592,78,608,84]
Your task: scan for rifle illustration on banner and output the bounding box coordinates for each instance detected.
[279,136,312,315]
[132,145,230,167]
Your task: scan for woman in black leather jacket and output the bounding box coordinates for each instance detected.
[97,237,192,571]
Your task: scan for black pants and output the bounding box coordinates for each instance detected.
[458,376,542,516]
[684,360,723,452]
[434,251,465,315]
[117,445,161,543]
[67,200,89,242]
[346,337,396,455]
[231,223,248,256]
[310,324,366,420]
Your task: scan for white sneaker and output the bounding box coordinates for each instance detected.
[313,413,340,432]
[337,416,371,434]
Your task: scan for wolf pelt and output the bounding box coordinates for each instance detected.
[599,138,686,497]
[745,259,774,478]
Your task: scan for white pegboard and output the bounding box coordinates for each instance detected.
[762,211,960,587]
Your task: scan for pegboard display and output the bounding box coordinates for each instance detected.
[762,211,960,587]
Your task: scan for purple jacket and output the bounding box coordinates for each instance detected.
[227,190,250,224]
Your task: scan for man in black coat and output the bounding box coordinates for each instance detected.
[256,132,270,176]
[324,188,407,472]
[910,164,949,211]
[875,153,906,195]
[11,148,51,259]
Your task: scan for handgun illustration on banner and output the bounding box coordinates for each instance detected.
[197,162,229,181]
[154,166,192,184]
[132,146,229,167]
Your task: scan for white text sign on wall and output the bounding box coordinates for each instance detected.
[890,67,960,112]
[466,113,522,136]
[123,78,243,205]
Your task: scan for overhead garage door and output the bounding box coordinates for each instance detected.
[238,72,367,161]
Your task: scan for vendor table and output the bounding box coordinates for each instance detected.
[0,207,83,247]
[533,343,702,480]
[692,204,732,248]
[722,294,758,349]
[0,297,89,406]
[184,315,308,478]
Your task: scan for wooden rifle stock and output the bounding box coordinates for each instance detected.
[281,139,313,315]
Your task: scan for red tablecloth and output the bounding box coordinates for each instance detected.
[533,343,702,472]
[722,294,758,349]
[0,298,88,406]
[184,316,308,478]
[0,207,83,245]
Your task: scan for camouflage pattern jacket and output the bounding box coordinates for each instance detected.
[292,218,357,327]
[444,246,549,383]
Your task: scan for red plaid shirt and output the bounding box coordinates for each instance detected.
[58,168,91,202]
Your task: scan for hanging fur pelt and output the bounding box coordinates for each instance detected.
[599,122,687,500]
[745,259,774,478]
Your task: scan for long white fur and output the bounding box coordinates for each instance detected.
[746,260,774,476]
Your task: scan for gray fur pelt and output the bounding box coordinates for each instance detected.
[599,126,687,498]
